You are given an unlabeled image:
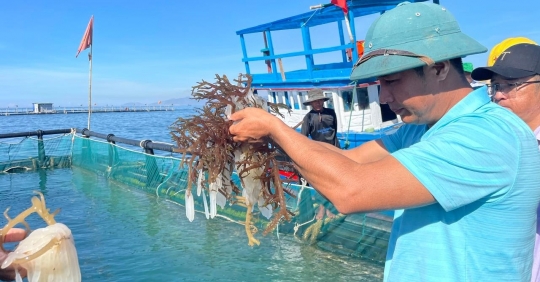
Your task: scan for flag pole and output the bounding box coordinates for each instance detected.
[88,44,93,130]
[76,15,94,129]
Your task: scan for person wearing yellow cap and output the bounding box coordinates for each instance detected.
[230,3,540,280]
[487,37,537,67]
[473,41,540,282]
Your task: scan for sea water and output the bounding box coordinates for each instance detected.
[0,110,384,281]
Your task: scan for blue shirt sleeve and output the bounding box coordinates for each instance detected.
[381,124,428,153]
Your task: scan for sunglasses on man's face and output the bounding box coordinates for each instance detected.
[486,80,540,94]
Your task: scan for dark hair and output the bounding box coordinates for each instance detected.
[412,58,465,77]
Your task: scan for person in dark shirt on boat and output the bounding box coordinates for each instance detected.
[300,88,340,149]
[230,2,540,281]
[300,88,339,221]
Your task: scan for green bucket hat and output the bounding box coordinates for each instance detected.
[351,2,487,81]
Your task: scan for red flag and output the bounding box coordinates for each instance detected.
[76,16,93,58]
[331,0,348,14]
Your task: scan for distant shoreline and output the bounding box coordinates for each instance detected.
[0,108,176,116]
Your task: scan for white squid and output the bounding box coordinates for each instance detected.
[0,192,81,282]
[225,89,273,246]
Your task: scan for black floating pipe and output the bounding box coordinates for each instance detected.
[0,129,72,139]
[111,136,142,148]
[145,141,177,153]
[0,128,181,155]
[76,128,178,154]
[106,134,116,144]
[141,140,154,155]
[80,129,108,140]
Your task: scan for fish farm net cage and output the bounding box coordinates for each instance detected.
[0,128,392,264]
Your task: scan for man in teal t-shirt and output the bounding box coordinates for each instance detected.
[229,2,540,280]
[380,86,540,280]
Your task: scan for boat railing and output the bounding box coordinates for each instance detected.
[236,0,440,87]
[237,8,363,87]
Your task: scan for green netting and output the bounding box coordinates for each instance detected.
[0,134,73,172]
[1,132,392,264]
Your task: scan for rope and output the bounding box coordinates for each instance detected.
[155,160,176,198]
[0,136,27,145]
[295,178,309,209]
[293,215,317,237]
[302,218,323,243]
[70,128,77,156]
[275,220,280,241]
[292,120,303,130]
[301,9,320,27]
[28,134,67,141]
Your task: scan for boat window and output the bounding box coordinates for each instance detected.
[271,92,277,104]
[324,92,334,109]
[342,88,369,112]
[342,90,353,112]
[355,87,369,110]
[283,91,292,108]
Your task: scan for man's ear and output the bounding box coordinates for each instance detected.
[430,61,450,81]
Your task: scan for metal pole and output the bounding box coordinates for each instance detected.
[88,44,93,130]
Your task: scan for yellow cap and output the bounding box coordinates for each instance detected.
[488,37,538,66]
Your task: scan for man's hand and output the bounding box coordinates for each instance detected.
[229,108,279,142]
[0,228,27,281]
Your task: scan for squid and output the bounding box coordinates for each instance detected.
[0,192,81,282]
[226,90,273,246]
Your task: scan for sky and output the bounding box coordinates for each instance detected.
[1,0,539,108]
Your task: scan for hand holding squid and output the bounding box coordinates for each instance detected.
[229,107,280,142]
[0,228,27,281]
[0,192,80,282]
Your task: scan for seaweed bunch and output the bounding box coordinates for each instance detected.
[170,74,297,246]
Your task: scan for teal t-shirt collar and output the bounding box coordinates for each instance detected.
[423,86,490,140]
